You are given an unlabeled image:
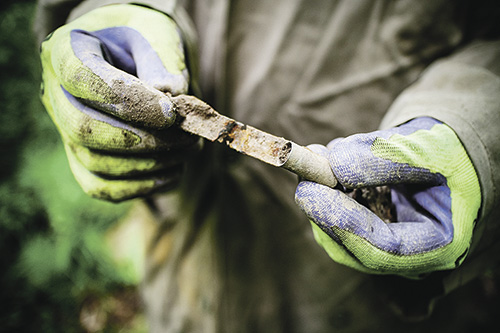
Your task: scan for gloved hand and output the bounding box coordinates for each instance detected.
[40,4,200,202]
[295,117,481,278]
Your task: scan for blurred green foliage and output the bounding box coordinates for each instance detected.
[0,1,139,331]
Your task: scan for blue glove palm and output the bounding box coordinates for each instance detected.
[295,118,481,278]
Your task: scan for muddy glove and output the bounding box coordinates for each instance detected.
[295,117,481,278]
[40,4,200,201]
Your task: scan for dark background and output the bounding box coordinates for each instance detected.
[0,1,143,331]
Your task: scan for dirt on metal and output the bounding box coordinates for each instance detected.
[171,94,293,167]
[170,94,337,188]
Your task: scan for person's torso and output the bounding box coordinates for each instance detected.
[145,1,468,332]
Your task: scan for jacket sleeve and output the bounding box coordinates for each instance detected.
[380,38,500,292]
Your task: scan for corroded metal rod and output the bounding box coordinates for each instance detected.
[170,94,338,188]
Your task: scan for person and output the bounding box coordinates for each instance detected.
[36,0,500,331]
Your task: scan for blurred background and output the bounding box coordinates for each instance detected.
[0,1,145,331]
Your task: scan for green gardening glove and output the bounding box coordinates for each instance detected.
[40,4,200,201]
[295,118,481,278]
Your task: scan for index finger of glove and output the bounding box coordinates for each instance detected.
[327,118,445,188]
[47,29,175,130]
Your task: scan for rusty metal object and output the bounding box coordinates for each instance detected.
[169,94,338,188]
[346,186,396,223]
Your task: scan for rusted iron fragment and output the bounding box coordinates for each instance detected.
[170,94,337,188]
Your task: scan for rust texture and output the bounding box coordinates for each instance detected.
[224,121,292,167]
[171,94,217,119]
[171,94,292,167]
[169,94,338,188]
[216,121,241,145]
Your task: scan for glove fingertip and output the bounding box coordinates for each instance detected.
[158,94,177,127]
[111,82,177,129]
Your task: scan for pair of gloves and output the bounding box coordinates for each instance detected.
[40,5,481,278]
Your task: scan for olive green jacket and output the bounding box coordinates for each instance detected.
[35,0,500,332]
